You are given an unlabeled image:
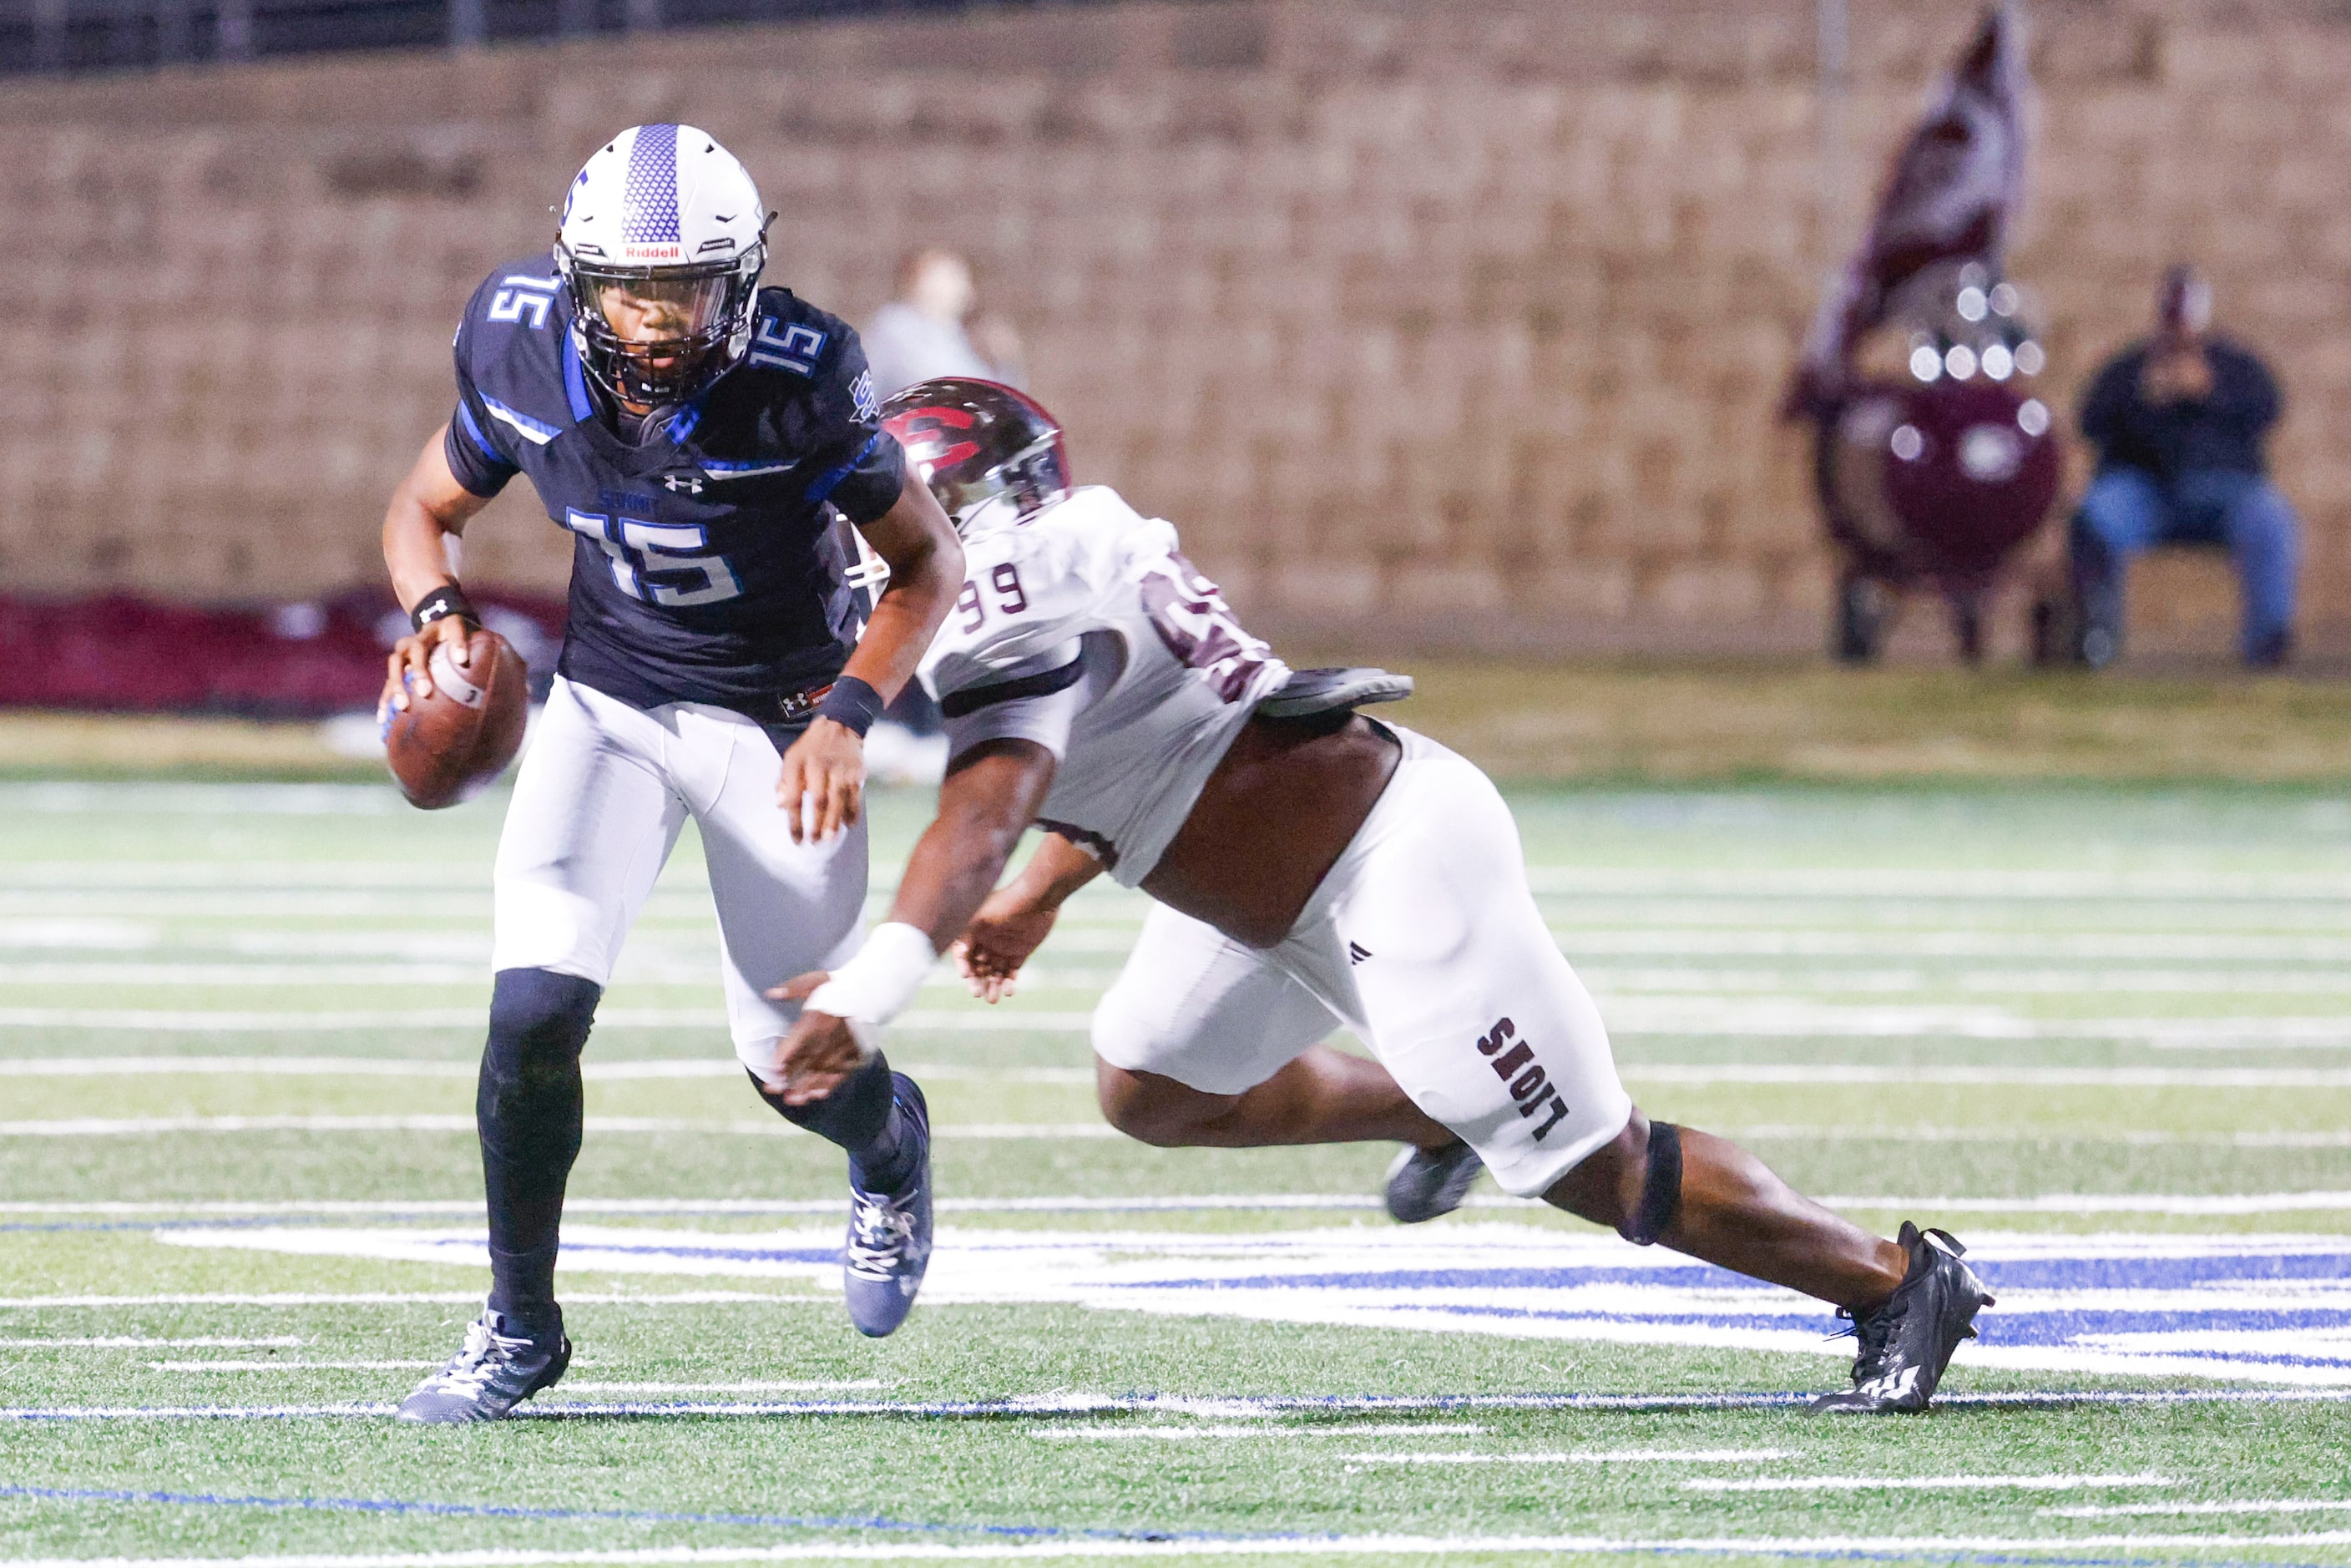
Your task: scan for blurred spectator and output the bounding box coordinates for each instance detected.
[862,250,1025,397]
[2070,266,2298,669]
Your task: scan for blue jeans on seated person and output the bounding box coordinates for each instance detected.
[2069,466,2298,667]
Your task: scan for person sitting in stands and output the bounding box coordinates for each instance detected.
[2071,265,2298,669]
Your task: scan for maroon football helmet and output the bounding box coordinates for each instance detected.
[878,377,1071,534]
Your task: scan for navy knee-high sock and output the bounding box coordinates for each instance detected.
[478,967,600,1335]
[754,1051,915,1192]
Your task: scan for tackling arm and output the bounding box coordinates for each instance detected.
[957,830,1106,1004]
[767,736,1059,1103]
[380,427,494,710]
[888,739,1063,949]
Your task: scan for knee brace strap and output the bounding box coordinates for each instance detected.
[1618,1120,1683,1247]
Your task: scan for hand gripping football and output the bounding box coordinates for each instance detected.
[384,628,530,810]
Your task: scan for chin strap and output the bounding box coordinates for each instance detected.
[1618,1120,1684,1247]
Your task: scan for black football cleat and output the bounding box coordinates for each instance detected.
[1384,1139,1483,1224]
[843,1075,933,1338]
[1809,1222,1994,1414]
[397,1309,569,1424]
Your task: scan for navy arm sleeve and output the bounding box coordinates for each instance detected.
[442,312,522,498]
[801,326,908,528]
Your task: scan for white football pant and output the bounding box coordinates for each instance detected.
[491,675,867,1085]
[1093,726,1634,1197]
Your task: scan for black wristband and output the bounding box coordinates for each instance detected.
[410,584,481,633]
[815,675,887,737]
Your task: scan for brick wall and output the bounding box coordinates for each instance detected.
[2,0,2345,656]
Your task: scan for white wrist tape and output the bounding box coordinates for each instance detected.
[804,922,936,1029]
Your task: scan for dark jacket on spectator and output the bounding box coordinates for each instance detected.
[2078,337,2282,481]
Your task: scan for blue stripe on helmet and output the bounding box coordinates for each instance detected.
[621,123,683,245]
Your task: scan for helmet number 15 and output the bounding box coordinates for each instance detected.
[563,508,744,608]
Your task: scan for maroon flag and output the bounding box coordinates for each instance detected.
[1786,5,2029,417]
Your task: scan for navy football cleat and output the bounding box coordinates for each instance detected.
[1384,1139,1483,1224]
[843,1074,933,1338]
[396,1309,569,1424]
[1809,1222,1994,1414]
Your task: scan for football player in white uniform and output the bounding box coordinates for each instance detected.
[377,129,962,1421]
[768,380,1994,1415]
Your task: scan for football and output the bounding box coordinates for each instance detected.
[382,627,530,809]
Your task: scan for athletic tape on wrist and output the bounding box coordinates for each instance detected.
[410,584,481,633]
[815,675,887,737]
[804,922,936,1029]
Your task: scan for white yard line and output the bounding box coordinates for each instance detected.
[1552,930,2351,959]
[1605,1009,2351,1045]
[1623,1063,2351,1087]
[1029,1424,1484,1441]
[26,1055,2351,1090]
[0,1009,1090,1032]
[1813,1191,2351,1215]
[22,960,2351,994]
[6,1389,2350,1416]
[11,999,2351,1050]
[0,1058,480,1078]
[0,1292,798,1309]
[0,1116,485,1136]
[1684,1472,2172,1494]
[0,1117,1115,1139]
[0,1010,493,1032]
[1727,1125,2351,1146]
[13,1530,2351,1565]
[0,784,397,817]
[149,1361,433,1372]
[18,1191,2351,1216]
[0,1196,1395,1217]
[1524,865,2351,899]
[1341,1449,1796,1464]
[555,1380,890,1394]
[0,1059,1095,1085]
[0,1337,301,1348]
[2046,1500,2351,1517]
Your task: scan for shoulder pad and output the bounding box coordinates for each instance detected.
[1255,667,1415,719]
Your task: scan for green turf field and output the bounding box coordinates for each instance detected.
[3,775,2349,1565]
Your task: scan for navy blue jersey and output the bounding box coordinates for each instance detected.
[442,255,906,716]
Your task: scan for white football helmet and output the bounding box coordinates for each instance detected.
[554,124,769,406]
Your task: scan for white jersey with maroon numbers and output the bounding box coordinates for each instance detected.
[918,486,1292,888]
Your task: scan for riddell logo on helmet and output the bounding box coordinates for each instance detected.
[622,242,685,263]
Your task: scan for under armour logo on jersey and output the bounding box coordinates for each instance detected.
[1347,941,1372,966]
[1474,1017,1571,1142]
[661,472,705,494]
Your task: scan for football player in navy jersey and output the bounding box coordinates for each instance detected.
[376,124,963,1422]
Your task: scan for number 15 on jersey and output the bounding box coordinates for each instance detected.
[563,508,745,609]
